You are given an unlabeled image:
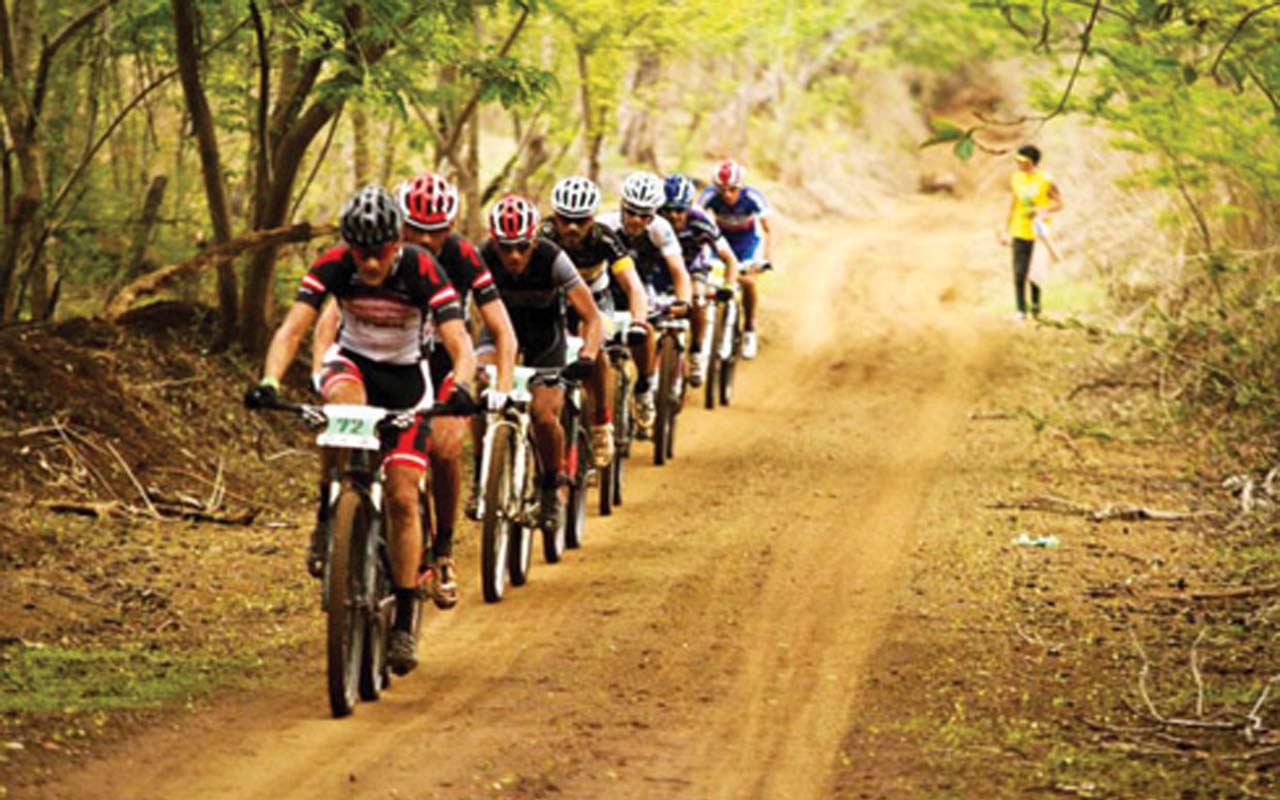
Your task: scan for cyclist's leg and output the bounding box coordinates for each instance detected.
[689,275,709,384]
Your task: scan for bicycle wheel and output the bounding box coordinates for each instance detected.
[509,440,536,587]
[567,424,590,547]
[325,484,367,718]
[705,303,722,410]
[720,301,743,407]
[358,556,391,702]
[481,426,514,603]
[653,335,676,466]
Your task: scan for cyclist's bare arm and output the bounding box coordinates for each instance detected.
[715,239,741,286]
[312,298,340,375]
[664,252,693,305]
[264,302,319,383]
[566,283,605,360]
[759,216,774,264]
[614,259,649,321]
[477,299,516,393]
[435,317,477,391]
[1046,183,1064,214]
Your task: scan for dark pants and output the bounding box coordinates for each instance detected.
[1012,237,1040,315]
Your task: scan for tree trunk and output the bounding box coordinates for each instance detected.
[172,0,237,344]
[0,0,44,321]
[575,44,603,182]
[618,50,661,170]
[124,174,168,279]
[351,101,371,186]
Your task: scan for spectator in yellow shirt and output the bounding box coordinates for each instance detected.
[997,145,1063,320]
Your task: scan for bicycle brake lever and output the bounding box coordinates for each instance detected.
[301,406,328,431]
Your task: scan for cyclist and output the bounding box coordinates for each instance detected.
[659,173,740,387]
[696,158,771,359]
[245,185,478,676]
[314,173,517,610]
[598,171,692,430]
[997,144,1063,320]
[479,195,604,533]
[539,176,650,468]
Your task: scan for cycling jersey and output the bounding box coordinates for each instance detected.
[597,210,682,296]
[696,185,769,263]
[479,240,583,368]
[1008,169,1055,241]
[538,220,635,297]
[297,244,463,365]
[673,207,727,276]
[425,233,501,390]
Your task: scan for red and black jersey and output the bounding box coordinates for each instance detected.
[297,243,462,365]
[436,234,500,309]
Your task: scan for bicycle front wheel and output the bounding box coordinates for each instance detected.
[567,424,590,548]
[325,484,368,718]
[654,334,677,466]
[481,426,514,603]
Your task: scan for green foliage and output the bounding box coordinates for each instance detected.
[0,643,261,713]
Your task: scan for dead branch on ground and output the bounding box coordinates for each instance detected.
[989,494,1216,523]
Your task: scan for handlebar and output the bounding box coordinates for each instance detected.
[247,397,479,434]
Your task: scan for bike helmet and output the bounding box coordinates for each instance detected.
[551,176,602,219]
[663,174,697,211]
[712,159,745,190]
[488,195,540,244]
[340,185,402,250]
[620,171,665,214]
[397,172,458,231]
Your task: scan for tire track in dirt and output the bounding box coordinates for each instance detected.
[34,196,1007,800]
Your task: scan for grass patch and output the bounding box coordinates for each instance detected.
[0,643,263,714]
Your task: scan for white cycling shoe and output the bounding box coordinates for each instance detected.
[742,331,759,360]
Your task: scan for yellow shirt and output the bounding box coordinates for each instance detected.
[1008,169,1054,241]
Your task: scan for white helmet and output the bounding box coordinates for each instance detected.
[619,171,665,214]
[551,176,602,219]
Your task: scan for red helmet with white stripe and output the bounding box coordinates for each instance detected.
[488,195,540,244]
[713,159,746,189]
[397,172,459,231]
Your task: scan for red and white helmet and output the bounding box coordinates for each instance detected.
[397,172,459,231]
[713,159,746,189]
[488,195,540,244]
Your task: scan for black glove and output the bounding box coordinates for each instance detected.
[757,260,773,272]
[442,383,480,415]
[560,356,595,383]
[715,286,735,302]
[244,381,279,410]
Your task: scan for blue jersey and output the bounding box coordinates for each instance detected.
[674,208,723,275]
[697,185,769,262]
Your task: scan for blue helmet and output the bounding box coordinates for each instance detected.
[663,174,696,211]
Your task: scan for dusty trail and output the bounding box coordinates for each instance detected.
[38,196,1007,800]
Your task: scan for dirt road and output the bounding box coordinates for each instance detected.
[39,196,1010,800]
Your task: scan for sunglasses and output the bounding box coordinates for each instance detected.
[555,214,593,228]
[353,241,396,260]
[622,206,654,221]
[497,240,533,253]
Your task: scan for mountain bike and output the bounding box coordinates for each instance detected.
[704,280,743,409]
[599,311,639,516]
[249,399,472,718]
[474,366,538,603]
[560,336,595,553]
[649,298,689,466]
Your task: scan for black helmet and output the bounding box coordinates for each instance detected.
[340,185,402,250]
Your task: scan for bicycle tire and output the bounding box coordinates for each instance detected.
[358,516,391,702]
[654,335,676,466]
[567,424,590,547]
[720,302,743,407]
[509,441,536,587]
[326,484,367,718]
[481,426,514,603]
[705,302,722,410]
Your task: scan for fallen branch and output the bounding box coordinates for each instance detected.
[1148,584,1280,602]
[102,440,160,518]
[1130,629,1257,732]
[103,222,336,320]
[989,494,1215,523]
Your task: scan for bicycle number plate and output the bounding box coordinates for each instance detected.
[565,335,584,363]
[512,366,536,402]
[607,311,632,337]
[316,404,385,451]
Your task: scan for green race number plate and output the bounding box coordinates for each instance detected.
[316,404,385,451]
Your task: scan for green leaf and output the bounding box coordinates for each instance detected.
[954,136,976,161]
[920,118,966,149]
[1181,65,1197,85]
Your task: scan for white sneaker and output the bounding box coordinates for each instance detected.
[635,390,656,435]
[689,354,706,388]
[742,331,758,360]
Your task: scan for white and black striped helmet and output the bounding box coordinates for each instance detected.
[619,171,664,214]
[340,185,402,249]
[551,176,602,219]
